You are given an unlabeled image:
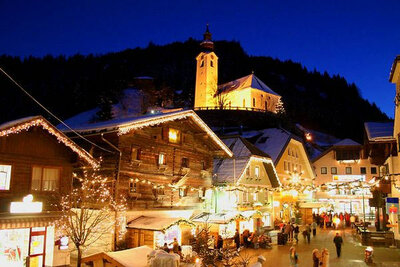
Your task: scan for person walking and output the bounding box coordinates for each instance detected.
[312,249,320,267]
[289,246,299,267]
[293,224,299,243]
[311,221,318,237]
[306,224,311,244]
[234,230,240,249]
[320,248,330,267]
[333,232,343,257]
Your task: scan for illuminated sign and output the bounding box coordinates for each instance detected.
[10,194,42,213]
[386,197,399,215]
[332,175,365,182]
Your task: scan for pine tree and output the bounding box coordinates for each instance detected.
[275,98,285,115]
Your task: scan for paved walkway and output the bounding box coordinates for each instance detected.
[241,228,400,267]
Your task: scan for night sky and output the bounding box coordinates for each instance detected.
[1,0,399,117]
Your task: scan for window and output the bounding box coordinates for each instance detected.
[32,166,60,191]
[288,162,291,172]
[129,179,137,193]
[130,146,141,161]
[360,167,367,174]
[331,167,337,174]
[158,153,166,165]
[321,167,327,174]
[345,167,352,174]
[229,101,231,108]
[288,148,291,156]
[284,161,287,171]
[255,166,260,178]
[179,188,187,198]
[243,99,246,107]
[168,128,180,144]
[246,167,250,176]
[295,150,298,158]
[253,98,256,107]
[201,161,207,171]
[243,191,249,202]
[181,157,189,168]
[265,101,268,109]
[200,60,204,67]
[156,187,165,195]
[210,60,214,67]
[371,167,377,174]
[0,165,11,190]
[299,165,302,173]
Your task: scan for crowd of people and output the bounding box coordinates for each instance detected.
[313,212,358,228]
[234,229,272,249]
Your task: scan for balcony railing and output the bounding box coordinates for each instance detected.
[194,106,271,113]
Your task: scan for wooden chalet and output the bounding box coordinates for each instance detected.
[61,109,232,248]
[0,116,97,267]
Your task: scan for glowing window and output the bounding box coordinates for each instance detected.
[168,128,180,144]
[129,179,137,193]
[255,166,260,178]
[0,165,11,190]
[32,167,60,191]
[158,153,166,165]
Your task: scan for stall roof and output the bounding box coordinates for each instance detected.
[82,246,153,267]
[127,216,193,231]
[191,212,240,224]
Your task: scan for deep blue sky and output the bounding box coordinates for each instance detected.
[1,0,399,117]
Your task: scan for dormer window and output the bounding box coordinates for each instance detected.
[255,166,260,178]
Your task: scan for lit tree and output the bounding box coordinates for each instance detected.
[55,171,127,267]
[275,98,285,114]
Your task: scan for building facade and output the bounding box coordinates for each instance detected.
[0,116,97,267]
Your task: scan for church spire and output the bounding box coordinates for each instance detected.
[200,24,214,51]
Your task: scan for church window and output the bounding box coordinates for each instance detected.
[210,60,214,67]
[200,60,204,67]
[243,99,246,107]
[253,98,256,107]
[229,101,231,108]
[265,101,268,109]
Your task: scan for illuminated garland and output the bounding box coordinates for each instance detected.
[118,110,233,157]
[161,219,196,232]
[0,117,99,168]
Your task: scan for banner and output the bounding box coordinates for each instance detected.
[386,197,399,215]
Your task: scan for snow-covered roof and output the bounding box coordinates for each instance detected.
[218,74,280,96]
[364,122,394,142]
[213,136,270,184]
[108,246,152,267]
[253,128,292,164]
[213,136,280,187]
[60,109,232,157]
[295,124,340,147]
[333,138,361,147]
[0,116,98,167]
[191,211,240,224]
[127,216,192,231]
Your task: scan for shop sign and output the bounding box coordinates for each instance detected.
[332,175,365,182]
[386,197,399,215]
[10,194,42,213]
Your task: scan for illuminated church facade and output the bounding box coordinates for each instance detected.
[194,26,282,113]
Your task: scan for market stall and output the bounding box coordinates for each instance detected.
[126,216,195,249]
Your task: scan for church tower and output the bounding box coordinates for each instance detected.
[194,25,218,109]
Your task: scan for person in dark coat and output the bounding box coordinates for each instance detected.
[217,235,223,249]
[333,232,343,257]
[234,230,240,249]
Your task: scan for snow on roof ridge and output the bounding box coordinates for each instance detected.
[333,138,361,146]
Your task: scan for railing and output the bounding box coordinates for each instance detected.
[194,106,271,113]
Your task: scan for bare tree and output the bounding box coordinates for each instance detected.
[55,171,127,267]
[209,76,229,109]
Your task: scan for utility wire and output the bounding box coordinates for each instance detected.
[0,66,114,153]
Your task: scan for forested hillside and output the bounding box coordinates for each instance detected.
[0,39,389,140]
